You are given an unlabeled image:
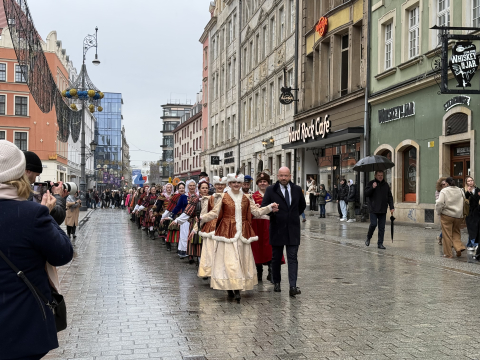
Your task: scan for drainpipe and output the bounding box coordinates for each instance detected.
[293,0,300,184]
[237,0,242,172]
[362,0,372,220]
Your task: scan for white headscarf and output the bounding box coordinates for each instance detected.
[186,179,198,197]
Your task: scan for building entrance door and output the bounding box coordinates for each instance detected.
[451,143,470,188]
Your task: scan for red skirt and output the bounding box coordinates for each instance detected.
[251,219,274,264]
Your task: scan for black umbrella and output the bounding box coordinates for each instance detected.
[390,215,395,242]
[353,155,395,172]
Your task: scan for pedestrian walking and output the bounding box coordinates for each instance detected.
[338,179,348,221]
[435,177,447,245]
[0,140,73,360]
[66,192,81,239]
[242,175,253,194]
[347,179,356,222]
[201,172,277,302]
[262,167,306,297]
[464,176,480,251]
[307,179,317,211]
[435,177,466,258]
[316,184,327,218]
[364,170,394,250]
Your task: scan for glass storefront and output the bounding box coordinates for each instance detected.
[316,138,361,200]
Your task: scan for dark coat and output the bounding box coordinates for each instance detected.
[262,181,306,246]
[338,183,349,201]
[317,186,327,205]
[347,184,356,203]
[28,193,66,226]
[0,200,73,360]
[465,187,480,242]
[365,179,394,214]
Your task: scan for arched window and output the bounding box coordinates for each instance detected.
[403,146,417,202]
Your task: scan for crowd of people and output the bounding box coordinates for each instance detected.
[85,188,128,210]
[124,169,305,302]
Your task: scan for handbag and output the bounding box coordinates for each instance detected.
[0,249,67,332]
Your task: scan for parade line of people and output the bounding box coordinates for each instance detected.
[124,170,308,302]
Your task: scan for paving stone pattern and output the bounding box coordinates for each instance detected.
[44,210,480,360]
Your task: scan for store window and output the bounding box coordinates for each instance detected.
[451,143,470,188]
[403,146,417,202]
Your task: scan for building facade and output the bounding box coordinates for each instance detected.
[121,125,131,188]
[94,92,123,190]
[239,0,297,185]
[173,96,203,181]
[369,0,479,224]
[0,25,78,183]
[160,102,192,184]
[203,0,240,177]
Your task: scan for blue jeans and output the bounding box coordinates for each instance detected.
[367,213,386,245]
[301,212,305,219]
[467,238,478,247]
[319,204,325,215]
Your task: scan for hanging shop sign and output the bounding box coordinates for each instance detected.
[316,17,328,37]
[211,156,220,165]
[378,102,415,124]
[279,87,295,105]
[288,115,331,143]
[444,96,470,111]
[449,42,479,88]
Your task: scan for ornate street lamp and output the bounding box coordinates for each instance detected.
[63,27,103,211]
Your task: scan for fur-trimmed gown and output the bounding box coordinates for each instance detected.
[201,189,272,291]
[198,193,223,277]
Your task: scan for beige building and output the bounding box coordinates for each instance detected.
[239,0,297,185]
[173,94,203,181]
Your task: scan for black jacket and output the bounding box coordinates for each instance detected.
[347,184,356,203]
[0,200,73,359]
[338,183,349,201]
[365,179,394,214]
[465,188,480,242]
[262,181,306,246]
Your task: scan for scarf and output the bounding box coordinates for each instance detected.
[0,183,26,201]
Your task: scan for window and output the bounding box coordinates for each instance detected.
[228,20,233,44]
[0,131,5,140]
[287,69,294,110]
[213,38,217,59]
[243,101,247,132]
[249,41,253,73]
[254,93,259,127]
[15,65,27,83]
[437,0,450,27]
[0,95,5,115]
[15,96,28,116]
[227,62,231,89]
[14,132,27,150]
[0,64,6,82]
[341,34,349,97]
[227,117,231,140]
[232,115,236,139]
[243,47,248,76]
[233,14,236,39]
[403,146,417,202]
[255,33,260,65]
[261,87,266,123]
[212,75,216,99]
[385,23,393,70]
[269,82,274,119]
[262,26,268,58]
[270,17,276,50]
[289,0,295,33]
[279,7,285,42]
[248,97,253,129]
[474,0,480,27]
[277,75,283,115]
[232,58,236,86]
[409,7,419,59]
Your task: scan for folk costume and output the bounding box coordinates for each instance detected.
[249,172,283,282]
[198,176,226,278]
[201,173,274,296]
[161,185,185,252]
[141,191,157,235]
[154,190,172,241]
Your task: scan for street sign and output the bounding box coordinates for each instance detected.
[449,42,479,88]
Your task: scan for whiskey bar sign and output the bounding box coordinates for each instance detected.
[378,102,415,124]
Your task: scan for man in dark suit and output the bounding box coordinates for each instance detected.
[262,167,306,297]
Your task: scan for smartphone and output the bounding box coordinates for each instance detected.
[32,182,48,203]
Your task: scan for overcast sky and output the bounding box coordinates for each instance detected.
[28,0,211,170]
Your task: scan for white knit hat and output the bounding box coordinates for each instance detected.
[0,140,27,183]
[226,173,244,183]
[212,176,221,185]
[221,176,227,184]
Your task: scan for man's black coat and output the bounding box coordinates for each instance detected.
[262,181,306,246]
[365,179,394,213]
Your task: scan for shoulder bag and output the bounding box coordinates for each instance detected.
[0,249,67,332]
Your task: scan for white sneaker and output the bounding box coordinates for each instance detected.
[340,218,347,222]
[467,247,475,251]
[475,245,479,251]
[347,219,355,223]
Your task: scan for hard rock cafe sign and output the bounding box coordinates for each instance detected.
[288,115,331,143]
[316,17,328,37]
[449,42,479,88]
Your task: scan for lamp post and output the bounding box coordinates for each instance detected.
[63,27,103,211]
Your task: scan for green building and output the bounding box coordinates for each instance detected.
[369,0,479,224]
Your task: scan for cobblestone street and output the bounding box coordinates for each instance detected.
[44,210,480,360]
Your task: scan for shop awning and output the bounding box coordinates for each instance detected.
[282,127,364,150]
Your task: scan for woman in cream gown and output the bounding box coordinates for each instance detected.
[201,173,278,302]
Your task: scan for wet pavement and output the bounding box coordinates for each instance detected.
[44,209,480,360]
